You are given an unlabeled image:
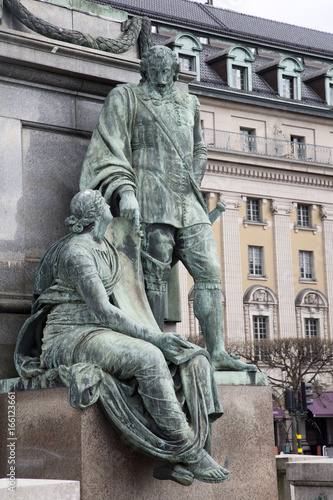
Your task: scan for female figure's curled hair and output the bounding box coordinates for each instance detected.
[65,190,105,233]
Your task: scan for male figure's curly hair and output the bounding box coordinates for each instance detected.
[140,45,180,83]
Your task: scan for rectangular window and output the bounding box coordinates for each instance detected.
[240,128,256,152]
[179,55,195,72]
[299,251,314,280]
[305,318,319,338]
[282,75,295,98]
[253,316,268,361]
[246,198,260,222]
[297,204,311,227]
[232,66,247,90]
[249,246,264,276]
[291,135,306,159]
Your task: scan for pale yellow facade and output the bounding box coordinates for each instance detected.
[180,95,333,347]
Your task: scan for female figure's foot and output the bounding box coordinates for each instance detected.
[154,452,229,485]
[186,451,229,484]
[211,352,257,372]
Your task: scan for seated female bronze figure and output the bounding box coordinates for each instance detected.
[14,189,229,486]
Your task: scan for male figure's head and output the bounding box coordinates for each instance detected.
[140,46,179,96]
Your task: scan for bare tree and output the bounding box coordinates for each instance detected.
[227,338,333,396]
[227,338,333,452]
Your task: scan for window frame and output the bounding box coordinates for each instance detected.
[291,135,306,160]
[246,198,261,222]
[282,75,295,99]
[305,317,319,338]
[248,246,264,277]
[297,204,311,228]
[178,54,196,72]
[253,315,269,362]
[240,128,256,153]
[299,250,314,280]
[232,65,247,90]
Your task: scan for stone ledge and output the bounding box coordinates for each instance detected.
[214,370,268,386]
[0,478,80,499]
[287,459,333,484]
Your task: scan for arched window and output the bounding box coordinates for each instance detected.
[295,289,328,339]
[278,57,304,100]
[206,45,255,91]
[165,34,203,80]
[243,286,278,346]
[257,56,304,100]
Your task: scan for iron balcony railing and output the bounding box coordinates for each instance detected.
[202,128,333,165]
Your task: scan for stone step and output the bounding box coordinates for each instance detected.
[0,478,80,499]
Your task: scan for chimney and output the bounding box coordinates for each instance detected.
[206,0,213,5]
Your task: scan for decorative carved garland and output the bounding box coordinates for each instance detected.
[3,0,153,55]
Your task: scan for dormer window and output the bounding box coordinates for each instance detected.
[258,56,304,100]
[303,65,333,106]
[165,34,203,80]
[279,58,303,99]
[205,45,255,91]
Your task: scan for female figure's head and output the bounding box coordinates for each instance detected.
[65,190,112,234]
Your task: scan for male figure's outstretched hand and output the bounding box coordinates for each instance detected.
[119,190,140,227]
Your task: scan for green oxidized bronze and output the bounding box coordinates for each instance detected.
[15,189,230,485]
[80,45,256,372]
[3,0,153,56]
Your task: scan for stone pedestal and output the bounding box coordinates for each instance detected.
[0,379,278,500]
[286,460,333,500]
[276,455,330,500]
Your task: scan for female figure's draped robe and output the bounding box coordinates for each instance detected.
[14,234,223,465]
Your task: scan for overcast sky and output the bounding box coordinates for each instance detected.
[188,0,333,34]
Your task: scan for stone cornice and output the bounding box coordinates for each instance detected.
[206,162,333,189]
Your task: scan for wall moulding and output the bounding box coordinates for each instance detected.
[0,29,142,86]
[206,162,333,189]
[0,61,114,96]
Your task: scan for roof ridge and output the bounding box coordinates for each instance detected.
[204,3,333,36]
[197,2,228,30]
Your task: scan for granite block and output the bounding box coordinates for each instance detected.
[0,383,278,500]
[287,460,333,500]
[276,455,330,500]
[0,81,76,128]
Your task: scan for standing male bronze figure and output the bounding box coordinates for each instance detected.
[80,45,255,371]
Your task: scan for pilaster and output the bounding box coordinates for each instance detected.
[320,204,333,339]
[220,193,245,342]
[271,199,297,338]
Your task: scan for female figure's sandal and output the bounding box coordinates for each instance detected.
[153,464,194,486]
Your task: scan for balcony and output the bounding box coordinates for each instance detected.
[202,128,333,165]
